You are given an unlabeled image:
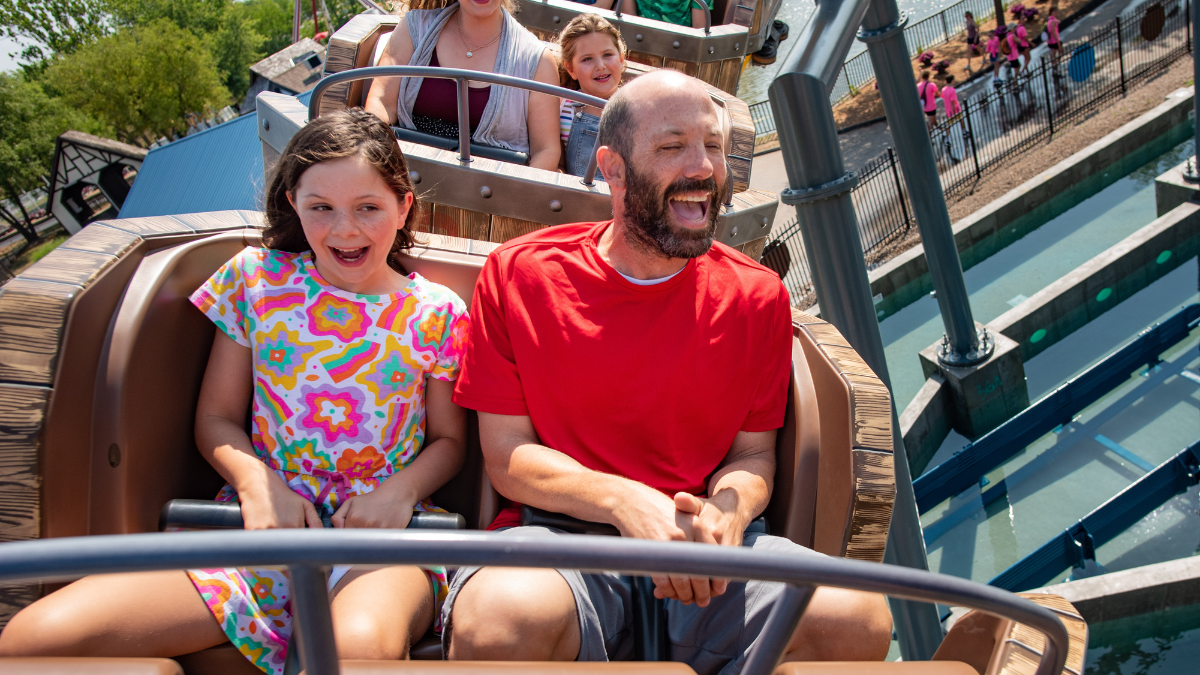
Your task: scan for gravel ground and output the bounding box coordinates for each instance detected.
[864,55,1194,268]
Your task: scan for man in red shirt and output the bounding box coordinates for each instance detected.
[443,70,892,671]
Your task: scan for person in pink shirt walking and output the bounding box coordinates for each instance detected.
[985,30,1002,83]
[940,75,969,159]
[918,69,941,132]
[1046,8,1062,62]
[1015,17,1031,73]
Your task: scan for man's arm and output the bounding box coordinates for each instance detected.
[478,412,684,541]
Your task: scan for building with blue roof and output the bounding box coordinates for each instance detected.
[119,92,311,219]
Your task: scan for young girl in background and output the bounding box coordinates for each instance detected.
[0,109,471,675]
[1046,8,1062,62]
[986,30,1002,82]
[556,14,627,180]
[964,12,979,73]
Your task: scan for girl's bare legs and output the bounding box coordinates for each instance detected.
[0,571,225,657]
[0,564,435,661]
[330,565,435,659]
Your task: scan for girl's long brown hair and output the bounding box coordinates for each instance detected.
[400,0,518,15]
[556,14,627,90]
[263,108,418,275]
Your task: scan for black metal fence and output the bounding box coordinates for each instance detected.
[761,0,1192,308]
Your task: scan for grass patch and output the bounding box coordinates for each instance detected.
[9,234,70,276]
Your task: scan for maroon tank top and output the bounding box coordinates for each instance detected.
[412,50,491,134]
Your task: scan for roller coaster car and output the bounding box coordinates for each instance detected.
[0,215,1088,674]
[310,12,773,262]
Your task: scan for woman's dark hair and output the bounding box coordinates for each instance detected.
[263,108,418,275]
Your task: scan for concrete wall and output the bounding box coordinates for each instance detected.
[869,87,1196,320]
[899,374,952,476]
[1039,556,1200,624]
[990,199,1200,361]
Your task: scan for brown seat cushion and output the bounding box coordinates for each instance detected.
[0,657,184,675]
[775,662,979,675]
[173,642,261,675]
[334,663,697,674]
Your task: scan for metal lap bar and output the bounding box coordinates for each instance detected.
[309,66,608,165]
[914,303,1200,513]
[290,564,339,675]
[990,437,1200,591]
[0,530,1071,675]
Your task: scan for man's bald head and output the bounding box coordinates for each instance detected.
[597,70,717,165]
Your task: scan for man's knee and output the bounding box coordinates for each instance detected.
[785,588,892,662]
[448,567,579,661]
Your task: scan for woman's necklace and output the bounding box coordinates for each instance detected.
[456,11,501,58]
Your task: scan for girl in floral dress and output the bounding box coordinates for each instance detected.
[0,109,470,674]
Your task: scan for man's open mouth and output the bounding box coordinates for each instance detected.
[667,193,711,225]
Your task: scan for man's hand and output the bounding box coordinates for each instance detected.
[239,473,323,530]
[330,477,418,530]
[672,492,746,598]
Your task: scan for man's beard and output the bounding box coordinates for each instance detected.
[621,160,723,260]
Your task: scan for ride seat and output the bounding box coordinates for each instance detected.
[0,657,184,675]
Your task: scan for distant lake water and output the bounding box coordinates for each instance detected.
[736,0,966,104]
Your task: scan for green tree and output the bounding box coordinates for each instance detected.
[0,0,113,63]
[46,19,231,145]
[247,0,301,57]
[0,73,109,242]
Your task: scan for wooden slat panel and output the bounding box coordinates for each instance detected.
[663,58,699,76]
[696,61,723,90]
[739,235,767,261]
[628,51,665,68]
[0,383,48,543]
[998,594,1089,675]
[489,216,545,243]
[844,448,894,563]
[56,224,142,257]
[717,57,743,95]
[0,280,78,386]
[18,249,118,288]
[731,0,756,27]
[804,323,852,348]
[850,382,893,452]
[234,210,266,228]
[169,211,253,232]
[425,204,491,242]
[416,232,471,254]
[101,216,196,237]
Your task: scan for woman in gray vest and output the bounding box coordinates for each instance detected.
[365,0,562,171]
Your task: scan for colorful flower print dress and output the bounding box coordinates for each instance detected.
[185,247,469,675]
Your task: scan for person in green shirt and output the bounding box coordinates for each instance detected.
[636,0,713,28]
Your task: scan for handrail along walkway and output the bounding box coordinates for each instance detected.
[310,66,608,184]
[0,530,1070,675]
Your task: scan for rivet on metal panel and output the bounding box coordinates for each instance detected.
[709,46,715,54]
[761,217,768,228]
[553,15,560,23]
[730,226,738,237]
[108,443,121,468]
[480,186,492,198]
[636,34,644,42]
[673,41,681,49]
[735,42,740,51]
[410,171,422,184]
[549,200,563,212]
[262,118,270,130]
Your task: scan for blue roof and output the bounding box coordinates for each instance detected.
[120,92,311,218]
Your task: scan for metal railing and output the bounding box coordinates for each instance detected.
[309,66,608,183]
[761,0,1191,307]
[0,529,1071,675]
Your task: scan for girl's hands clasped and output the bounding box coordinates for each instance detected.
[238,470,324,530]
[331,476,418,530]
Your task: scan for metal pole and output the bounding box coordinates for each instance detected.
[888,147,910,227]
[1186,0,1200,181]
[963,100,981,179]
[860,0,994,369]
[288,565,339,675]
[457,78,472,163]
[768,0,945,660]
[292,0,303,43]
[1116,16,1127,95]
[1040,58,1054,137]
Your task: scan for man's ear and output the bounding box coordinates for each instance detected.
[596,146,625,189]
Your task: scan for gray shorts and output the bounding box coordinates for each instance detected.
[440,526,822,675]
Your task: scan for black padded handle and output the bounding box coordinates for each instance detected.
[520,505,769,537]
[160,499,466,531]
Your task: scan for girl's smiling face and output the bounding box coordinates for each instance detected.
[288,154,414,296]
[566,32,625,100]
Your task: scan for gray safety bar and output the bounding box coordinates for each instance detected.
[310,66,606,185]
[0,530,1068,675]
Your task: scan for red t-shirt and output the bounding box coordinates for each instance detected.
[452,221,794,529]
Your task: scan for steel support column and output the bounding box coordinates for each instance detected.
[859,0,994,368]
[1186,0,1200,181]
[768,0,944,660]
